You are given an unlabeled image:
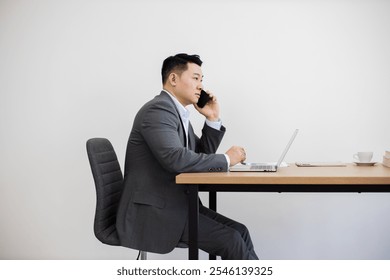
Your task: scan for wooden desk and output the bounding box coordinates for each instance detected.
[176,164,390,260]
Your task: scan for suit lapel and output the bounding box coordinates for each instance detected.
[188,122,196,151]
[159,91,187,148]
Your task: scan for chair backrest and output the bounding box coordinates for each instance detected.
[86,138,123,246]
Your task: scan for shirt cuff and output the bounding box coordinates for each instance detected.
[224,154,230,169]
[205,118,222,131]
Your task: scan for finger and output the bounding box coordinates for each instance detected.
[206,92,216,102]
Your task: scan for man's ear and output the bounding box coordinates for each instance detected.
[168,73,177,86]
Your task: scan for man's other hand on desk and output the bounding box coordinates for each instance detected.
[226,146,247,166]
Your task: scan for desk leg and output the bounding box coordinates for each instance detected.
[208,190,217,260]
[209,190,217,211]
[188,185,199,260]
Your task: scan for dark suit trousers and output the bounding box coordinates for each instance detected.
[180,205,259,260]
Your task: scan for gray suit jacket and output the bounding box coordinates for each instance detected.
[116,91,228,254]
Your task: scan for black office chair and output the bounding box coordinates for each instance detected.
[86,138,147,260]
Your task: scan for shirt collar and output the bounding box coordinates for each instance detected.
[162,89,190,120]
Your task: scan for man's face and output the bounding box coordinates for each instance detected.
[172,63,203,106]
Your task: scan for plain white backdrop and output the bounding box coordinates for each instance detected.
[1,0,389,259]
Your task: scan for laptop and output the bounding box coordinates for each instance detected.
[229,129,299,172]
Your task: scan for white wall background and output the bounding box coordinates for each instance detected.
[1,0,389,260]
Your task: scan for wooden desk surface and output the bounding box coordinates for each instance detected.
[176,163,390,185]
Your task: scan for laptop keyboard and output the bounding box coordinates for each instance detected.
[250,165,274,170]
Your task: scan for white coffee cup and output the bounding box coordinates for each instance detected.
[353,152,373,163]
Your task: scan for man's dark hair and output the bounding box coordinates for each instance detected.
[161,53,202,84]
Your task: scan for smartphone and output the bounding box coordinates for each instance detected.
[197,90,211,108]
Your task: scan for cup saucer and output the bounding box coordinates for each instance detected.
[354,161,377,166]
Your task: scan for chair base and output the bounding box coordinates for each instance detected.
[139,251,147,260]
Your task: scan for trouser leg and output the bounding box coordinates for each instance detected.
[181,205,259,260]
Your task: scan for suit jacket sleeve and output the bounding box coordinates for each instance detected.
[140,100,227,173]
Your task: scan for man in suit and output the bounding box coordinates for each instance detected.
[116,53,258,260]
